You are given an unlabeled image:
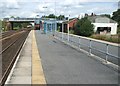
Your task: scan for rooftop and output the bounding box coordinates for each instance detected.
[88,15,117,23]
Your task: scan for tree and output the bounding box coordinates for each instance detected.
[10,16,15,18]
[42,14,66,20]
[112,9,120,33]
[101,14,111,18]
[74,17,94,37]
[57,15,65,20]
[13,23,22,29]
[112,9,120,25]
[85,13,88,17]
[47,14,56,18]
[21,23,30,28]
[2,21,6,30]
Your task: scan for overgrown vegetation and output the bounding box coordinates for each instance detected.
[13,22,30,30]
[112,9,120,34]
[1,20,7,31]
[42,14,65,20]
[90,34,120,43]
[69,29,74,34]
[74,17,94,37]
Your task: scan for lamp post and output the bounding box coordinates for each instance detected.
[67,15,70,41]
[54,1,57,34]
[43,6,48,33]
[62,18,66,40]
[66,5,70,41]
[62,20,64,40]
[43,6,48,18]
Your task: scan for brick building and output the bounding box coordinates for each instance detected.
[58,18,78,32]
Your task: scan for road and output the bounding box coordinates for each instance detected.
[35,30,118,84]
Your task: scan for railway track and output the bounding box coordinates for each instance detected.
[1,31,16,39]
[0,29,28,40]
[0,29,31,86]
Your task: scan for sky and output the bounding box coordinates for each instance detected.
[0,0,119,19]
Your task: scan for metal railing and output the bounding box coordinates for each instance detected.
[55,31,119,65]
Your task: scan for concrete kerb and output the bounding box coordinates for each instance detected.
[54,36,119,72]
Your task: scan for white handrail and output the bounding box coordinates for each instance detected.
[55,31,119,65]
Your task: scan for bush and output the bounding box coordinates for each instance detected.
[13,26,20,30]
[69,29,74,34]
[90,34,120,43]
[117,26,120,34]
[74,17,94,37]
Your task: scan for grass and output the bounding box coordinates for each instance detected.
[13,26,21,30]
[69,30,74,34]
[90,34,120,44]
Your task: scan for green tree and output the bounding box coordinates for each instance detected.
[21,23,30,28]
[10,16,15,18]
[74,17,94,37]
[2,21,5,30]
[101,14,111,18]
[13,22,30,29]
[47,14,56,18]
[112,9,120,33]
[57,15,65,20]
[112,9,120,25]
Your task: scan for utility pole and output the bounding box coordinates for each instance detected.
[67,15,70,41]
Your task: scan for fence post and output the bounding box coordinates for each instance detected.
[79,37,81,50]
[62,23,64,40]
[67,24,69,42]
[70,35,72,43]
[105,44,109,63]
[71,35,74,45]
[89,40,92,55]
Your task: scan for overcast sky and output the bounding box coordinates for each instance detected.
[0,0,119,19]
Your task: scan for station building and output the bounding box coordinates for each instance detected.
[88,16,118,35]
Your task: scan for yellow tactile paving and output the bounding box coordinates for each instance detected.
[32,30,46,84]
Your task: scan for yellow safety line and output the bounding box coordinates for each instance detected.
[32,30,46,84]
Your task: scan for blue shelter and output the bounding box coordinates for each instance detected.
[43,18,57,34]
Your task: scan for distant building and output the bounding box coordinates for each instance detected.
[61,18,79,32]
[88,16,118,35]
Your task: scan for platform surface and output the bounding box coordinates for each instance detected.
[5,30,118,85]
[35,30,118,84]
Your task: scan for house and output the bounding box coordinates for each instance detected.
[61,18,78,32]
[88,16,118,35]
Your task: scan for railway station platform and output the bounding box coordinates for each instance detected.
[5,30,118,85]
[5,31,32,84]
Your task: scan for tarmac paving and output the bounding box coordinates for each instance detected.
[35,30,118,84]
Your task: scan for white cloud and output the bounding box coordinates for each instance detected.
[0,0,119,18]
[87,6,116,14]
[87,8,100,13]
[56,0,119,3]
[55,0,119,7]
[33,2,56,17]
[0,0,19,9]
[29,12,38,18]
